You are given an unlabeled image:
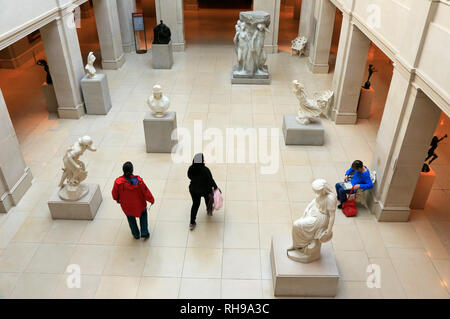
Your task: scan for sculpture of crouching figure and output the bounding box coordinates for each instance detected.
[58,136,97,201]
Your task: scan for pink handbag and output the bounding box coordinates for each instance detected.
[213,188,223,210]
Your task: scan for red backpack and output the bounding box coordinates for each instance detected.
[342,186,358,217]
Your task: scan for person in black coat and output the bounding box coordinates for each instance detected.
[187,153,218,230]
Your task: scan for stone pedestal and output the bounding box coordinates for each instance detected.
[270,235,340,297]
[143,111,177,153]
[152,41,174,69]
[357,87,374,119]
[81,74,112,115]
[48,183,102,220]
[282,114,324,146]
[231,65,271,84]
[410,168,436,209]
[41,83,58,113]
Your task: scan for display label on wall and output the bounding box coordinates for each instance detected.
[132,13,145,31]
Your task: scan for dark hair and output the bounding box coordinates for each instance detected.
[123,161,133,178]
[351,160,364,170]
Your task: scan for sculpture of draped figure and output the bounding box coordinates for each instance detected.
[287,179,337,263]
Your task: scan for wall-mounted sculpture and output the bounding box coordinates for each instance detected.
[85,52,97,78]
[147,84,170,117]
[232,11,271,84]
[293,80,334,125]
[36,59,52,84]
[362,64,377,89]
[153,20,171,44]
[287,179,337,263]
[58,136,97,201]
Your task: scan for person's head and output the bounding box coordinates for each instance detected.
[123,161,133,178]
[431,136,439,144]
[351,160,364,172]
[192,153,204,165]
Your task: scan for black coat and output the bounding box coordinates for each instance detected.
[187,164,217,194]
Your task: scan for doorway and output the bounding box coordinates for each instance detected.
[183,0,253,45]
[278,0,301,52]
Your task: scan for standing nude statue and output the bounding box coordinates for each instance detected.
[234,21,250,74]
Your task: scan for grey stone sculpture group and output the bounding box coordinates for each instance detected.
[232,11,271,84]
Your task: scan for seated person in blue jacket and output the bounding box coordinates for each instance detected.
[335,160,373,209]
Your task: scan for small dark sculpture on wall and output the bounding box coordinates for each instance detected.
[362,64,377,89]
[153,20,171,44]
[422,134,448,172]
[36,59,52,85]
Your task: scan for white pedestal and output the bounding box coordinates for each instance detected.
[143,111,177,153]
[48,183,102,220]
[282,114,324,146]
[41,83,58,113]
[357,87,374,119]
[81,74,112,115]
[270,235,340,297]
[410,168,436,209]
[152,41,174,69]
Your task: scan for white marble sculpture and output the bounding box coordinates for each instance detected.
[291,36,307,57]
[293,80,334,125]
[85,52,97,78]
[287,179,337,263]
[233,11,270,79]
[147,84,170,117]
[58,136,97,201]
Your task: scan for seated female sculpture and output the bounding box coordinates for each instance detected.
[287,179,337,263]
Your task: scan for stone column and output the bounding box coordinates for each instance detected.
[93,0,125,69]
[39,11,86,119]
[0,89,33,213]
[307,0,335,73]
[331,22,371,124]
[298,0,315,56]
[368,68,442,221]
[116,0,137,53]
[253,0,281,53]
[155,0,185,51]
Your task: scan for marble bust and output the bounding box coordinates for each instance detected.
[147,84,170,117]
[153,20,171,44]
[293,80,334,125]
[85,52,96,78]
[287,179,337,263]
[58,136,96,201]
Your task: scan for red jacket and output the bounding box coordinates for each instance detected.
[112,175,155,217]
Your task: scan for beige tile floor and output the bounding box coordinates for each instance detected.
[0,44,448,299]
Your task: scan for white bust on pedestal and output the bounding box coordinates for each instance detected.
[147,84,170,117]
[85,52,97,78]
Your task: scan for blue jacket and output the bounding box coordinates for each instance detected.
[346,167,373,190]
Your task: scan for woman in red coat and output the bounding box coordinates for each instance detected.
[112,162,155,239]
